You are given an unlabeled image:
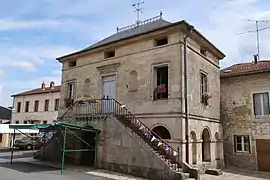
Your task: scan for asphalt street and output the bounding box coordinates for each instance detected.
[0,150,112,180]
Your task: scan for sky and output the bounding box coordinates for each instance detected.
[0,0,270,107]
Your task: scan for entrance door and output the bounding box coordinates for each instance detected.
[256,139,270,172]
[102,75,116,113]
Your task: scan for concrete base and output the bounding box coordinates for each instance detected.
[205,169,223,176]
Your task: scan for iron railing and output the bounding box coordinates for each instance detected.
[59,98,181,169]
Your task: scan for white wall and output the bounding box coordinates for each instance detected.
[11,91,60,124]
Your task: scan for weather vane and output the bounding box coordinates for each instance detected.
[132,0,144,25]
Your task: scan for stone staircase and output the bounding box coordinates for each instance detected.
[35,98,198,179]
[77,98,198,179]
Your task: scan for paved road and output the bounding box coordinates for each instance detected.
[0,150,112,180]
[1,150,270,180]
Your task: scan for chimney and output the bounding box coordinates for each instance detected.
[41,82,46,90]
[50,81,55,89]
[254,54,258,64]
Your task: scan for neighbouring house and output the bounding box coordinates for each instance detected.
[0,106,11,147]
[38,14,225,179]
[221,60,270,172]
[11,81,61,125]
[0,106,11,124]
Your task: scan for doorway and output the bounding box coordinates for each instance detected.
[102,75,116,99]
[202,128,211,162]
[80,129,97,166]
[102,75,116,113]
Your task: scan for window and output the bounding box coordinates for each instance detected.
[55,99,60,111]
[43,121,47,124]
[253,92,270,117]
[44,100,49,111]
[17,102,21,113]
[153,66,169,100]
[67,82,75,99]
[234,135,251,153]
[25,101,29,112]
[200,48,206,56]
[104,50,115,59]
[200,72,208,102]
[34,100,39,112]
[23,121,27,124]
[0,134,2,143]
[155,37,168,46]
[15,121,19,124]
[68,60,77,67]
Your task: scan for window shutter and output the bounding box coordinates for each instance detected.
[234,136,237,152]
[253,94,262,115]
[263,93,269,115]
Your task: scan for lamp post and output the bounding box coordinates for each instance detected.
[183,25,194,163]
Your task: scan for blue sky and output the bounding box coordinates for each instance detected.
[0,0,270,106]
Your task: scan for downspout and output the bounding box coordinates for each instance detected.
[183,25,194,164]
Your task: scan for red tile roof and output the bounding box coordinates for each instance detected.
[11,85,61,97]
[221,60,270,78]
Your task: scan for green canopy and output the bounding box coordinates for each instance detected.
[9,123,52,130]
[9,121,100,133]
[9,120,100,175]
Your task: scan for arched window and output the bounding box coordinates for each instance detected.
[215,132,221,160]
[152,125,171,139]
[202,128,211,162]
[129,70,138,92]
[190,131,197,164]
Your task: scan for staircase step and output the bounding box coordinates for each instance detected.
[115,112,189,177]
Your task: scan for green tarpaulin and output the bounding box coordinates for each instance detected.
[9,121,100,133]
[9,120,100,174]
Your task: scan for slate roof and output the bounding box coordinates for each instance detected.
[0,106,11,120]
[84,19,171,51]
[57,19,225,60]
[221,60,270,78]
[11,85,61,97]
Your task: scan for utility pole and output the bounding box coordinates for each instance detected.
[132,0,144,25]
[236,19,270,60]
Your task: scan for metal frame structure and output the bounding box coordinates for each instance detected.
[9,121,100,174]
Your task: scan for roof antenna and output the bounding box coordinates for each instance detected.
[132,0,144,26]
[236,19,270,61]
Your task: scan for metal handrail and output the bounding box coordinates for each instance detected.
[59,98,180,167]
[110,98,178,153]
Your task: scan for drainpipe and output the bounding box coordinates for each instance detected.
[183,25,194,164]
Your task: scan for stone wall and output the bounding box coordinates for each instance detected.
[58,24,224,170]
[221,72,270,170]
[98,116,183,179]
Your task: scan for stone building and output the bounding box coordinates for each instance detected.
[0,106,11,147]
[221,60,270,172]
[11,81,60,125]
[56,15,225,177]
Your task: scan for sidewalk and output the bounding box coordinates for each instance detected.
[18,158,146,180]
[201,167,270,180]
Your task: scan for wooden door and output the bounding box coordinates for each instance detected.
[256,139,270,172]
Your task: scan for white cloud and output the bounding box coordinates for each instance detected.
[0,61,37,72]
[0,19,62,31]
[0,0,270,106]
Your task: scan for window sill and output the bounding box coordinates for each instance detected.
[253,115,270,119]
[153,98,169,101]
[234,152,252,156]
